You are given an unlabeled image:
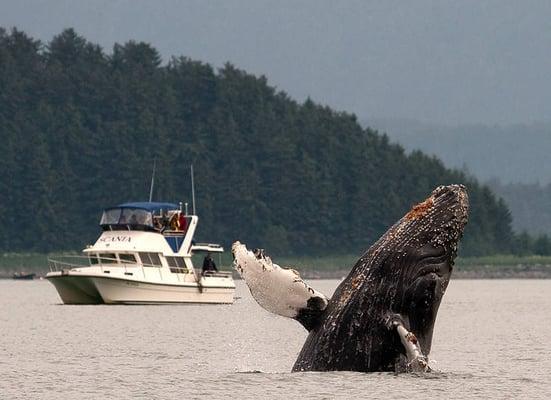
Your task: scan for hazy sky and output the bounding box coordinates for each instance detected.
[1,0,550,125]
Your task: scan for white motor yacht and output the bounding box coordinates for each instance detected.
[46,202,235,304]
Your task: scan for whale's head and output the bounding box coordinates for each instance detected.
[324,185,469,368]
[385,184,469,354]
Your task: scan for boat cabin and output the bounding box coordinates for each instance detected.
[83,246,223,274]
[92,201,224,261]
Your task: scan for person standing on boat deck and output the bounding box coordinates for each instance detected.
[169,213,179,230]
[178,213,187,232]
[202,253,217,275]
[153,217,163,231]
[160,210,169,232]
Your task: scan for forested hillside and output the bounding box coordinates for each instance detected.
[0,28,516,256]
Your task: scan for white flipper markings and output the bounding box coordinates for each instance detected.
[232,241,328,328]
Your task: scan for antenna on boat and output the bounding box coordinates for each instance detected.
[149,158,157,202]
[190,164,196,215]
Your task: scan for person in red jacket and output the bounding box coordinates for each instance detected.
[178,213,187,232]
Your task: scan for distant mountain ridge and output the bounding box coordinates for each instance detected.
[365,118,551,185]
[364,117,551,236]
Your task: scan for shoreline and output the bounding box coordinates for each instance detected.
[299,265,551,280]
[3,254,551,280]
[3,265,551,280]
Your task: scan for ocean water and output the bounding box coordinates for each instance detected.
[1,279,550,399]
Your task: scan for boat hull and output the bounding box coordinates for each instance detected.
[46,272,235,305]
[91,276,234,304]
[46,274,104,304]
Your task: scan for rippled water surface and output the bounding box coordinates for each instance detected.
[1,279,550,399]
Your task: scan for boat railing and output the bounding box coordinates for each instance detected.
[201,270,233,279]
[47,256,233,282]
[47,255,192,282]
[194,242,223,248]
[47,255,161,271]
[48,255,92,272]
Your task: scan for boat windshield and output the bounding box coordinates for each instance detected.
[100,207,153,228]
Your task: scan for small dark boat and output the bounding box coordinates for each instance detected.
[12,272,36,280]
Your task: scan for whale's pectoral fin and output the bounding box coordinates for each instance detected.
[232,241,329,331]
[395,324,431,372]
[385,313,431,373]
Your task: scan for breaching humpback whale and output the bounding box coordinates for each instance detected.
[233,184,469,373]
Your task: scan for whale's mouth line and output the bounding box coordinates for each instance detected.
[413,252,450,279]
[414,259,451,280]
[420,269,442,278]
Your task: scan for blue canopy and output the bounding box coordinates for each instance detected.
[116,202,179,213]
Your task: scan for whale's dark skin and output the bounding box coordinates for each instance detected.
[292,184,469,372]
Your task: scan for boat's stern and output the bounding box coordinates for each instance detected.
[198,271,236,304]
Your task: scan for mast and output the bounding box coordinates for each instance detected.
[148,159,157,202]
[191,164,196,215]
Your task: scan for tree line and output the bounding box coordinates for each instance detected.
[0,28,538,257]
[487,179,551,255]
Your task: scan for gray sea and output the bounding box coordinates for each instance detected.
[1,279,550,399]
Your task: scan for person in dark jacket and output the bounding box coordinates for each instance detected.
[202,253,218,275]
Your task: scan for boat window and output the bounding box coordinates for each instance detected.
[139,252,162,267]
[139,252,151,265]
[120,208,152,226]
[149,253,161,266]
[100,209,122,225]
[99,253,118,264]
[89,254,99,265]
[166,256,176,268]
[166,256,188,273]
[100,207,154,228]
[166,256,186,268]
[119,254,137,264]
